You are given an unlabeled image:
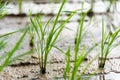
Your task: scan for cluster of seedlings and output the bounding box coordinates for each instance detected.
[0,0,120,80]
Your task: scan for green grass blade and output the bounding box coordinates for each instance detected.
[64,47,71,80]
[30,16,41,41]
[78,54,99,79]
[52,0,67,30]
[44,11,78,68]
[0,40,6,50]
[101,18,105,58]
[35,15,43,35]
[8,49,33,65]
[0,30,20,38]
[0,52,8,62]
[45,0,67,53]
[0,28,28,72]
[109,28,120,46]
[105,28,120,58]
[53,45,65,54]
[71,46,86,80]
[74,13,86,57]
[76,46,86,67]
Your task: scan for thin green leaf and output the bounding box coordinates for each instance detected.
[64,47,71,80]
[8,49,34,65]
[0,28,28,72]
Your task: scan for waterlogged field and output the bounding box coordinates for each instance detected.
[0,0,120,80]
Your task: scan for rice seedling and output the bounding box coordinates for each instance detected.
[63,13,99,80]
[71,13,87,80]
[0,28,28,72]
[0,28,34,65]
[29,0,80,74]
[18,0,23,14]
[0,0,33,72]
[98,19,120,71]
[0,29,23,38]
[0,28,26,52]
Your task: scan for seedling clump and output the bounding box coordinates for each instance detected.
[29,0,78,74]
[98,19,120,71]
[64,13,98,80]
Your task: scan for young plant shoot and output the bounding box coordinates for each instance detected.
[29,0,79,74]
[99,19,120,70]
[0,28,28,72]
[63,13,99,80]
